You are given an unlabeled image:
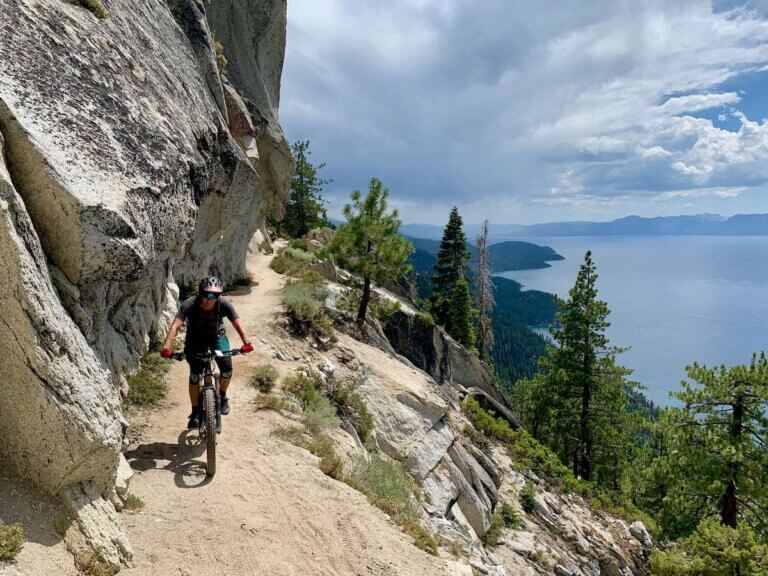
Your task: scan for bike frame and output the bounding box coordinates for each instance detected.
[172,348,242,435]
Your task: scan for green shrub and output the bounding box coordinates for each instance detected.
[73,548,115,576]
[484,501,523,547]
[284,246,316,263]
[520,483,537,514]
[345,454,436,555]
[211,32,227,71]
[463,424,491,453]
[415,311,435,326]
[308,435,344,479]
[122,494,144,512]
[126,352,170,406]
[345,454,418,518]
[284,370,326,406]
[304,395,341,434]
[0,523,24,560]
[282,280,332,336]
[67,0,107,18]
[251,364,279,393]
[650,519,768,576]
[288,238,311,252]
[253,394,297,413]
[325,379,374,442]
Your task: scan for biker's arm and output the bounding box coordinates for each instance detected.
[231,318,250,344]
[162,317,184,350]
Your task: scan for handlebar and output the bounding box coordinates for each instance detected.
[169,349,245,361]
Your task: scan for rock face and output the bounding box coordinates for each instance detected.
[0,0,291,564]
[383,310,502,401]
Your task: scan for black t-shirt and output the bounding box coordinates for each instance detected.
[176,296,239,352]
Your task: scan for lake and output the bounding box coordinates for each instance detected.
[498,236,768,405]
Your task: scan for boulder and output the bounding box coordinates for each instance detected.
[306,226,335,246]
[628,521,653,548]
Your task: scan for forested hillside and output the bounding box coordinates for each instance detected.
[407,238,559,386]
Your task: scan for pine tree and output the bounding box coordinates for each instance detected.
[446,275,476,349]
[327,178,413,322]
[655,354,768,538]
[475,220,495,361]
[282,140,331,238]
[523,251,636,484]
[430,207,470,326]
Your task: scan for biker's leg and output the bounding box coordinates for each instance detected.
[216,356,233,415]
[187,357,205,426]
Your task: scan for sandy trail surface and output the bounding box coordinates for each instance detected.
[120,250,465,576]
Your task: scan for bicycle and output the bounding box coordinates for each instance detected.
[170,348,244,477]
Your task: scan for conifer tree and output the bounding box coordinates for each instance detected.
[520,251,636,483]
[475,220,495,361]
[282,140,331,238]
[430,207,470,326]
[446,276,476,349]
[656,354,768,537]
[327,178,413,322]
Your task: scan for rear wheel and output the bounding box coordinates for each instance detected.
[203,387,217,477]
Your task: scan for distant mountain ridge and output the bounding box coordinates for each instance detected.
[400,213,768,240]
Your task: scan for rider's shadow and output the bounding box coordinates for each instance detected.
[125,430,213,489]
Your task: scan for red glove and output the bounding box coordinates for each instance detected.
[160,347,173,359]
[241,342,254,353]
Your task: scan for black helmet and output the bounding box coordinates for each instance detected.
[198,276,223,294]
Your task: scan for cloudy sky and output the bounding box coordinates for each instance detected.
[280,0,768,225]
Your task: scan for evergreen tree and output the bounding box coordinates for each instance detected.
[446,276,476,349]
[518,251,636,484]
[475,220,495,361]
[654,354,768,538]
[430,207,470,326]
[282,140,331,238]
[327,178,413,322]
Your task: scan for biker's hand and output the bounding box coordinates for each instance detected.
[241,341,254,353]
[160,347,173,359]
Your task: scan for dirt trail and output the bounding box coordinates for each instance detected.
[120,249,466,576]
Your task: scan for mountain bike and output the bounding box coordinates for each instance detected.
[170,348,243,477]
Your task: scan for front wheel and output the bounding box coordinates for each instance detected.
[203,387,217,477]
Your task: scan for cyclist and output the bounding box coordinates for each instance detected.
[160,276,253,428]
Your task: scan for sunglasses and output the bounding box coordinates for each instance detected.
[202,292,220,300]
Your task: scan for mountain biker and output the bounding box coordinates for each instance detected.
[160,276,253,428]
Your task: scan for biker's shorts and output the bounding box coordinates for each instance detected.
[187,355,233,384]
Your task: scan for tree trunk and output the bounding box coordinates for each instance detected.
[720,393,743,528]
[579,357,592,481]
[358,276,372,322]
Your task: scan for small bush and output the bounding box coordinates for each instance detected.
[0,523,25,560]
[284,246,316,263]
[304,395,341,434]
[253,394,297,413]
[399,516,438,555]
[520,483,537,514]
[288,238,311,252]
[463,424,491,453]
[308,435,344,480]
[67,0,107,19]
[211,32,227,71]
[345,454,436,554]
[271,425,307,446]
[251,364,279,393]
[345,454,417,518]
[282,280,332,336]
[126,352,170,406]
[415,311,434,326]
[325,379,374,442]
[123,494,144,512]
[73,548,115,576]
[284,370,326,407]
[484,501,523,547]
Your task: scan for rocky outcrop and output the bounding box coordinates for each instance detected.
[0,0,291,565]
[383,310,502,401]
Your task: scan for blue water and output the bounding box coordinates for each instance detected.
[498,236,768,405]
